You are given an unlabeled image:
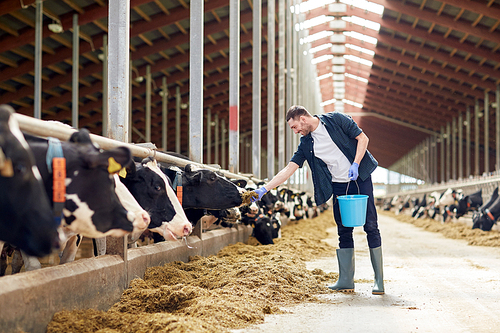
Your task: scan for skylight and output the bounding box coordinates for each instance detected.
[309,43,333,54]
[300,31,333,45]
[320,98,337,107]
[345,73,369,83]
[343,31,378,45]
[312,54,334,65]
[291,0,384,15]
[343,54,373,67]
[342,99,363,108]
[342,16,381,32]
[317,72,333,80]
[296,15,335,31]
[346,44,375,56]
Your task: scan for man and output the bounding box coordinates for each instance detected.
[252,105,383,295]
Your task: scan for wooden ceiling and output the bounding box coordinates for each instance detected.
[0,0,499,171]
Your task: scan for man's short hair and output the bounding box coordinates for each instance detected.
[286,105,310,122]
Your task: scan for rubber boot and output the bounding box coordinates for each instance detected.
[370,246,384,295]
[328,248,355,292]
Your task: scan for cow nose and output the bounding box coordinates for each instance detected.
[184,225,192,236]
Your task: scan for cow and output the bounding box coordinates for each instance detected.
[472,187,499,231]
[0,105,59,257]
[412,194,427,218]
[120,157,192,241]
[454,189,483,218]
[240,202,279,245]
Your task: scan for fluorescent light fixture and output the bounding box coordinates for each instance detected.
[317,72,333,80]
[342,16,381,31]
[48,23,63,33]
[344,54,373,67]
[345,73,369,83]
[340,0,384,15]
[300,31,333,45]
[320,98,337,107]
[342,98,363,108]
[309,43,333,54]
[346,43,375,56]
[343,31,378,45]
[312,54,334,65]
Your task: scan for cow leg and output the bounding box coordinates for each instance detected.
[93,237,107,256]
[11,250,24,274]
[59,235,81,264]
[20,251,41,271]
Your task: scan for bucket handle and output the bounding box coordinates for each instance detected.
[345,180,360,196]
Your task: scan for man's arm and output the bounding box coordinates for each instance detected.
[262,162,299,191]
[353,132,369,164]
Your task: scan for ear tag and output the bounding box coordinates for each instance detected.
[107,157,123,174]
[0,158,14,177]
[118,167,127,178]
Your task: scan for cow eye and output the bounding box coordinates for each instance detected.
[15,163,26,174]
[210,174,217,181]
[155,184,162,191]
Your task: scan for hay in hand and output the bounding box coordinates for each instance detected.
[241,191,258,205]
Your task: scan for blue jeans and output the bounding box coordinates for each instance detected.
[332,176,381,249]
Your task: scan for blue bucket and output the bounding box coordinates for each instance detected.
[338,194,368,227]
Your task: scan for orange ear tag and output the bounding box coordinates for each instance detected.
[52,157,66,203]
[177,186,183,205]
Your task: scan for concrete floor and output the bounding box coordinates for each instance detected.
[232,213,500,333]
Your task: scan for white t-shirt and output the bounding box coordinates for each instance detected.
[310,121,351,182]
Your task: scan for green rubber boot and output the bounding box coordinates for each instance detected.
[328,248,355,292]
[370,246,385,295]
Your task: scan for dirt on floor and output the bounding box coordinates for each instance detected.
[381,210,500,247]
[47,212,339,333]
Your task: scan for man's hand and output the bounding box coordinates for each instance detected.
[251,187,268,202]
[348,163,359,181]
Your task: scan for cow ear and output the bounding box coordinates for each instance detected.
[124,161,137,178]
[88,147,132,173]
[185,163,195,174]
[232,179,247,188]
[68,129,92,144]
[186,170,202,184]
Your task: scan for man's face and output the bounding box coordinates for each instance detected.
[288,116,313,136]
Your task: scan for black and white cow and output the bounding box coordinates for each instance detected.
[454,189,483,218]
[120,157,192,241]
[240,202,280,245]
[472,187,499,231]
[0,105,59,257]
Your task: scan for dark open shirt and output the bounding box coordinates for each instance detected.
[290,112,378,205]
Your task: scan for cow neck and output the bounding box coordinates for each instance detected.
[46,137,66,225]
[172,170,183,205]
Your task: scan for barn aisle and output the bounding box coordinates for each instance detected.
[233,213,500,333]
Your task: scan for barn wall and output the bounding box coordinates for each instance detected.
[0,225,253,333]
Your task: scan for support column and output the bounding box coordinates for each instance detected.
[497,85,500,172]
[267,0,275,179]
[176,86,181,154]
[161,77,168,150]
[458,112,463,179]
[466,106,471,177]
[102,34,108,136]
[107,0,130,268]
[485,92,490,174]
[221,118,226,169]
[446,123,451,181]
[278,0,285,170]
[189,0,204,163]
[206,110,211,164]
[440,126,445,183]
[214,113,220,165]
[252,0,262,178]
[452,118,456,180]
[475,99,480,175]
[72,14,79,129]
[34,0,43,119]
[145,65,151,142]
[229,0,240,172]
[286,0,293,163]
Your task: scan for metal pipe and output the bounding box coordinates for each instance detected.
[485,92,489,174]
[34,0,43,119]
[446,123,451,181]
[175,86,181,153]
[267,0,275,179]
[475,99,480,175]
[189,0,204,163]
[107,0,130,143]
[252,0,262,178]
[221,118,226,169]
[72,13,79,129]
[145,64,151,142]
[229,0,240,173]
[466,106,471,177]
[102,34,108,137]
[161,77,168,150]
[440,126,445,183]
[286,0,293,163]
[129,59,132,142]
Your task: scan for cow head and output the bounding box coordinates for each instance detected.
[0,105,59,257]
[121,157,192,241]
[61,131,136,238]
[180,164,245,209]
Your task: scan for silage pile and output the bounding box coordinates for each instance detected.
[381,210,500,247]
[47,211,338,333]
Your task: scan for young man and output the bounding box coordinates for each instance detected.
[252,105,384,294]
